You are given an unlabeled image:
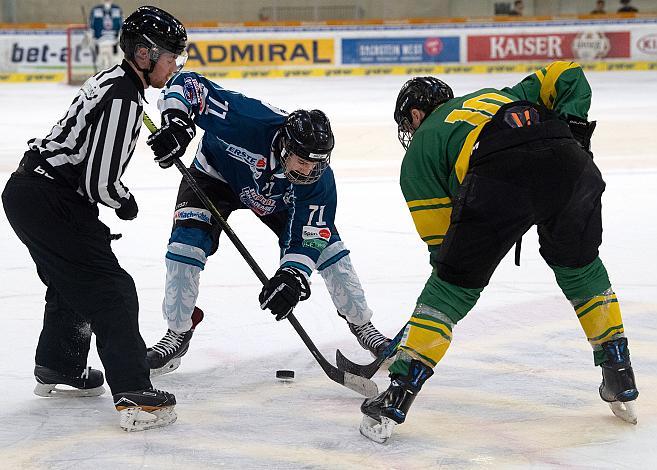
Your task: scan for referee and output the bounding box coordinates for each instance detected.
[2,6,187,432]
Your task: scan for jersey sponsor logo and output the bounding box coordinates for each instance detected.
[225,144,267,170]
[302,238,328,251]
[174,208,212,224]
[302,225,331,241]
[467,32,630,61]
[239,187,276,216]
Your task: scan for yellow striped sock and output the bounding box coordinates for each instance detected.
[399,304,454,366]
[573,288,624,348]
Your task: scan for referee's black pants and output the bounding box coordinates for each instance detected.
[2,173,151,395]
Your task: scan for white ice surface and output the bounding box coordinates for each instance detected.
[0,71,656,469]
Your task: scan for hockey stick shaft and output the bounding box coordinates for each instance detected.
[142,113,377,397]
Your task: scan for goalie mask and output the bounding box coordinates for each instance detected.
[394,76,453,150]
[120,6,188,81]
[279,110,335,185]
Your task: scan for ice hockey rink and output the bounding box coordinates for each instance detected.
[0,69,656,469]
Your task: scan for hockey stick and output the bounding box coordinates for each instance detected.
[335,326,405,379]
[142,113,378,398]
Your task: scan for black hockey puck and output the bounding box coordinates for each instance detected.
[276,370,295,380]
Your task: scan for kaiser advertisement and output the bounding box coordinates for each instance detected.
[468,32,631,61]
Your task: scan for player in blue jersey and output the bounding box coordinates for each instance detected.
[144,72,391,375]
[88,1,123,70]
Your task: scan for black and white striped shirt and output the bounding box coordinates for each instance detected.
[26,60,144,209]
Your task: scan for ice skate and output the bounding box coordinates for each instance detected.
[339,312,391,358]
[34,365,105,397]
[114,388,177,432]
[360,359,433,443]
[598,337,639,424]
[148,306,203,377]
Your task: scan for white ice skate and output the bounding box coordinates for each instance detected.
[359,415,396,444]
[608,400,638,425]
[118,405,177,432]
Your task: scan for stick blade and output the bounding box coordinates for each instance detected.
[342,371,379,398]
[336,349,382,379]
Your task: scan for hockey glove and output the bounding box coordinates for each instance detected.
[115,194,138,220]
[566,116,596,157]
[147,110,196,169]
[259,267,311,321]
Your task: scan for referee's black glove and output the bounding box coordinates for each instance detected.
[115,194,138,220]
[147,110,196,169]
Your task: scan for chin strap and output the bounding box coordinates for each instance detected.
[129,57,156,86]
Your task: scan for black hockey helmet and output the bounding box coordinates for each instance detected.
[120,6,188,77]
[280,109,335,185]
[394,76,453,150]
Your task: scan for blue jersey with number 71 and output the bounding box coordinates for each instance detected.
[157,71,346,276]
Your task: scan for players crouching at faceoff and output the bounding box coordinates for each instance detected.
[2,6,188,432]
[359,62,638,443]
[144,72,391,376]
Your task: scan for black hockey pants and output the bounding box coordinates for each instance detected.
[2,172,151,394]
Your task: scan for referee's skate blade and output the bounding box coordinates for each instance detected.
[359,415,396,444]
[609,400,638,424]
[118,406,177,432]
[34,383,105,398]
[149,358,181,378]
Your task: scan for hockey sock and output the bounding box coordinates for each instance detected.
[417,275,482,324]
[551,258,625,365]
[391,303,454,371]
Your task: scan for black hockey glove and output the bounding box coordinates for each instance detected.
[259,267,311,321]
[566,115,596,157]
[115,194,138,220]
[147,110,196,169]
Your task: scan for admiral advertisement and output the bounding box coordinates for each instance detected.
[342,37,459,64]
[186,38,334,67]
[467,32,631,62]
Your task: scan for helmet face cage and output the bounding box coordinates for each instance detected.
[393,76,454,150]
[280,110,334,185]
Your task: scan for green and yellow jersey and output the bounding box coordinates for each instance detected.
[400,61,592,255]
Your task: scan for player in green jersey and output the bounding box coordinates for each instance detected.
[359,61,638,443]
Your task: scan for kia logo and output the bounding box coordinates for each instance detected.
[638,34,657,54]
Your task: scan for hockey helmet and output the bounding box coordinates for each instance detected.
[394,76,453,150]
[120,6,188,74]
[280,109,335,185]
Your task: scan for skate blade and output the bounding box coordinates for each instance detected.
[150,358,181,378]
[609,400,638,424]
[359,415,396,444]
[34,383,105,398]
[118,406,177,432]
